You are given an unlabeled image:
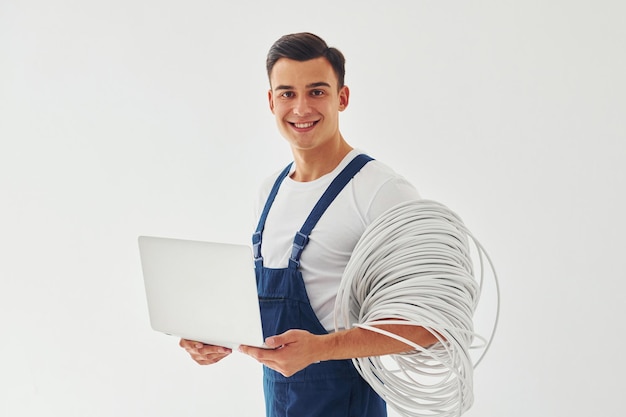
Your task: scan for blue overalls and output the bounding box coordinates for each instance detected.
[252,154,387,417]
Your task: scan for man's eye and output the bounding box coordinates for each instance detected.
[311,90,324,96]
[281,91,294,98]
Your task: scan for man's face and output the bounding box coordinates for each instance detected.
[268,57,349,153]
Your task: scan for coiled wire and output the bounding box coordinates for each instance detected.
[334,199,500,417]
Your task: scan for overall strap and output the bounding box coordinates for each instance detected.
[289,154,373,269]
[253,163,292,268]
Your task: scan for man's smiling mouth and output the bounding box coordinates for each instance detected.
[291,121,318,129]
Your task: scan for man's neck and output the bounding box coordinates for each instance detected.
[290,138,353,182]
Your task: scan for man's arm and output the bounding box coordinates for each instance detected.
[239,324,438,377]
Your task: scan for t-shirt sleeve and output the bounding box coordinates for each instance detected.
[365,177,421,223]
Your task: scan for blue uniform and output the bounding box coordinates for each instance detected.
[252,154,387,417]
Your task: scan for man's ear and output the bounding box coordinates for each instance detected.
[268,89,275,114]
[338,85,350,112]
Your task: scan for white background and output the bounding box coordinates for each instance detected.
[1,1,624,416]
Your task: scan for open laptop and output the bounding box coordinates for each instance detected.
[138,236,267,349]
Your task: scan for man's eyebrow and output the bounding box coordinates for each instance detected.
[306,82,332,89]
[273,82,332,91]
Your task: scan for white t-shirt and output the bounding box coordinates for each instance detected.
[254,149,421,331]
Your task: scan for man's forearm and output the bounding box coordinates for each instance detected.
[316,324,439,362]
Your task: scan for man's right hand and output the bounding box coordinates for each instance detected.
[179,339,232,365]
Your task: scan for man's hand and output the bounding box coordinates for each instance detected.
[179,339,232,365]
[239,329,324,377]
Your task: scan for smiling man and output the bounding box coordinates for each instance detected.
[267,55,350,181]
[180,33,438,417]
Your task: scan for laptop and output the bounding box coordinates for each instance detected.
[138,236,267,349]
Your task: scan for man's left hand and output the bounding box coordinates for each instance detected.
[239,329,324,377]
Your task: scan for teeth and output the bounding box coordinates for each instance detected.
[294,122,315,129]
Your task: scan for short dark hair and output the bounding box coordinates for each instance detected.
[266,32,346,89]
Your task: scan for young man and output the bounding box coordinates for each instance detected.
[181,33,439,416]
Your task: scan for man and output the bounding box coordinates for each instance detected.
[180,32,440,416]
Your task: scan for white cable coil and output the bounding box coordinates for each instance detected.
[334,199,499,417]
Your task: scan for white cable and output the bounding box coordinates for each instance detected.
[334,199,500,417]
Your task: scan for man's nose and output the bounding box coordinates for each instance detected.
[292,95,312,116]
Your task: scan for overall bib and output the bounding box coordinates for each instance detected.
[252,154,387,417]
